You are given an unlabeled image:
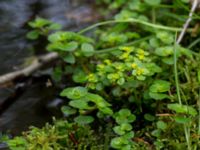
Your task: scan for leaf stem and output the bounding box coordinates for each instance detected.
[174,42,182,105]
[78,19,193,34]
[95,36,152,54]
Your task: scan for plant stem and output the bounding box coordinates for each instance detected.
[198,88,200,134]
[94,36,152,54]
[174,33,191,150]
[174,42,182,105]
[78,19,193,34]
[184,125,192,150]
[188,38,200,49]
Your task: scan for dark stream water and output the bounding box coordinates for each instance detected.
[0,0,97,144]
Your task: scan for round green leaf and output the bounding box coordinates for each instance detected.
[28,17,50,28]
[48,31,71,42]
[69,100,91,109]
[63,53,75,64]
[81,43,95,57]
[149,80,171,93]
[100,107,113,115]
[144,113,155,121]
[120,123,132,131]
[74,115,94,124]
[174,116,191,124]
[111,137,127,149]
[61,106,77,116]
[117,78,125,85]
[156,31,173,44]
[118,109,131,116]
[26,30,40,40]
[48,23,62,30]
[60,86,88,100]
[151,129,161,137]
[156,121,167,130]
[113,126,126,135]
[47,42,78,52]
[61,41,78,52]
[123,131,134,139]
[155,47,173,57]
[72,71,87,83]
[167,103,197,116]
[149,92,169,100]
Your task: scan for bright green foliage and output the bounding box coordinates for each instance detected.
[81,43,95,57]
[6,0,200,149]
[74,115,94,124]
[156,121,167,131]
[61,106,77,116]
[144,113,155,121]
[114,109,136,124]
[27,17,61,39]
[60,86,88,100]
[60,87,113,124]
[167,103,197,117]
[47,31,94,64]
[111,109,136,149]
[149,80,171,100]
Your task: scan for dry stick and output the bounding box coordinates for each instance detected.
[0,52,59,85]
[176,0,199,44]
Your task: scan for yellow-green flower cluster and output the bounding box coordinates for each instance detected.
[136,48,149,60]
[87,73,98,83]
[86,46,161,89]
[119,46,134,60]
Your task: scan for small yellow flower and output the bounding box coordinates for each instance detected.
[97,64,105,70]
[131,63,137,69]
[120,46,132,52]
[104,59,111,65]
[138,54,145,60]
[136,68,144,75]
[137,49,145,55]
[115,65,123,71]
[120,52,129,59]
[88,74,98,82]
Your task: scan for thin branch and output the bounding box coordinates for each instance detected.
[177,0,199,44]
[0,52,59,85]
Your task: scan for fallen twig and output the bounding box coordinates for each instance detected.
[177,0,199,44]
[156,113,175,117]
[0,52,59,85]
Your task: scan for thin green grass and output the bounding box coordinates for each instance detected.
[174,33,191,150]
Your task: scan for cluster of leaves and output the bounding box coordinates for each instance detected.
[4,0,200,149]
[26,17,61,40]
[60,86,113,124]
[111,109,136,149]
[47,31,95,64]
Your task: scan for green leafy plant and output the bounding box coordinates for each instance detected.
[5,0,200,149]
[27,17,61,40]
[111,109,136,150]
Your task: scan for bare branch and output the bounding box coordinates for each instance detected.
[177,0,199,44]
[0,52,59,85]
